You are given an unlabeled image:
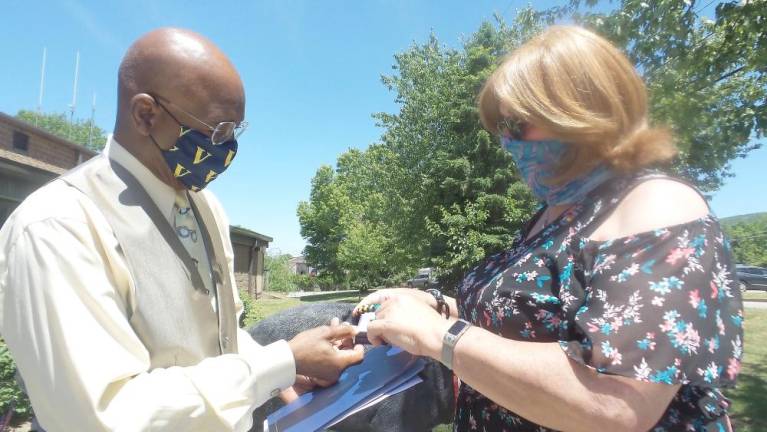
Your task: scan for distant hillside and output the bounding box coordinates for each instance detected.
[720,212,767,227]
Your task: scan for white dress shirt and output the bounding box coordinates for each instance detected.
[0,136,295,431]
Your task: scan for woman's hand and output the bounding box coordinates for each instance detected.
[366,295,452,358]
[353,288,436,318]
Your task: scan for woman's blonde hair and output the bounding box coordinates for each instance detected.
[478,25,676,181]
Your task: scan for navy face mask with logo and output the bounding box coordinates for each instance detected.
[153,125,238,191]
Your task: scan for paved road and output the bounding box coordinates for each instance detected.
[286,289,359,298]
[743,288,767,309]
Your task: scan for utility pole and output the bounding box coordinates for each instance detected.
[88,92,96,148]
[69,51,80,140]
[36,47,47,126]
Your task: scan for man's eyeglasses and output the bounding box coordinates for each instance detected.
[151,94,248,145]
[497,117,526,141]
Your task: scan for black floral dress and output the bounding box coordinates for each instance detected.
[454,173,743,432]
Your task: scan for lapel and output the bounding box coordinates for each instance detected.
[110,160,210,294]
[189,191,239,353]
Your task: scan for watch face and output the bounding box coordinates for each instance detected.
[449,320,469,335]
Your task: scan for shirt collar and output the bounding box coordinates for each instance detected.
[105,135,178,222]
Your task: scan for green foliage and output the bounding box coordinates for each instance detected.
[0,342,32,422]
[298,146,416,287]
[16,110,107,151]
[293,274,315,291]
[721,212,767,227]
[265,253,298,292]
[722,213,767,267]
[556,0,767,191]
[264,254,322,292]
[237,289,257,328]
[298,15,542,287]
[299,1,766,288]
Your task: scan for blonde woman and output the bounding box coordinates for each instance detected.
[356,26,743,431]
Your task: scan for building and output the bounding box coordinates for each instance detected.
[288,255,312,275]
[0,111,271,298]
[0,112,97,225]
[230,226,273,298]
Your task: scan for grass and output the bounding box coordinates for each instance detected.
[251,293,767,431]
[726,308,767,432]
[743,290,767,301]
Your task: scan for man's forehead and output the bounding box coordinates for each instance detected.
[161,77,244,124]
[206,101,244,124]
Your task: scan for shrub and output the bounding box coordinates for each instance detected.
[293,274,316,291]
[0,341,32,422]
[238,289,259,328]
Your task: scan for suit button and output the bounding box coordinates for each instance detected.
[270,388,281,398]
[202,289,210,295]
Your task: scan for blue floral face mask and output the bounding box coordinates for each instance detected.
[501,136,612,205]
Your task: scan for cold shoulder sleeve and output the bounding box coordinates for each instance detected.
[559,215,744,387]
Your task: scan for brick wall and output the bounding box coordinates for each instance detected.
[0,121,12,153]
[0,115,95,170]
[234,272,249,293]
[27,133,79,168]
[235,272,266,299]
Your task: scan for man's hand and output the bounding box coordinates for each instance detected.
[288,322,364,384]
[279,374,320,403]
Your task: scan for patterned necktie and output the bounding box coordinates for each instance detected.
[173,193,215,300]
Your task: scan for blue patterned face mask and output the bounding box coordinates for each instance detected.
[501,136,612,205]
[153,125,238,192]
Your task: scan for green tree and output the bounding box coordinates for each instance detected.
[299,1,766,289]
[264,253,297,292]
[298,166,348,283]
[298,146,414,288]
[723,215,767,267]
[374,21,541,286]
[299,19,540,288]
[15,110,107,151]
[552,0,767,191]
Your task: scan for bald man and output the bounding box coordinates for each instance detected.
[0,28,362,431]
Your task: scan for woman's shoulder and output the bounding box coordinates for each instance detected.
[589,174,710,242]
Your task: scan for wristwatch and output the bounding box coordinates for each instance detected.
[440,319,472,370]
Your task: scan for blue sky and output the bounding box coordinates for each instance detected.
[1,1,764,255]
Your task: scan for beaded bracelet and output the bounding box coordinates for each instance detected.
[357,303,381,314]
[425,288,450,319]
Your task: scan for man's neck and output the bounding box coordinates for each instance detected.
[113,131,185,191]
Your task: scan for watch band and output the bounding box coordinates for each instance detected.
[440,319,472,370]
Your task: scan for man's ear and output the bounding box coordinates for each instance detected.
[130,93,159,137]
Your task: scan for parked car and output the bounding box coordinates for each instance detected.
[736,265,767,292]
[407,272,432,289]
[406,267,440,289]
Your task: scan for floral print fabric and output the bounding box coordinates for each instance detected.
[454,173,743,432]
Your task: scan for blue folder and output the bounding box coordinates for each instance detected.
[265,345,426,432]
